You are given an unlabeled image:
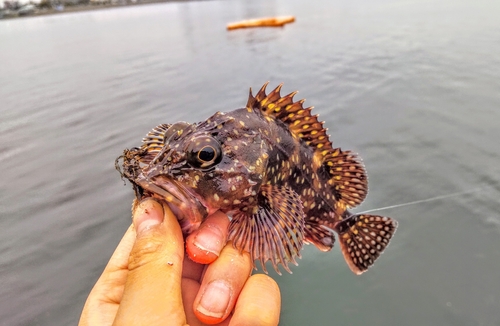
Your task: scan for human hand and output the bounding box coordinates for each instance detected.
[79,198,281,326]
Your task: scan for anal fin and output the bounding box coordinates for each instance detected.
[304,221,335,252]
[228,185,305,275]
[335,214,397,275]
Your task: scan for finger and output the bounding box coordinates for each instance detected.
[182,252,206,282]
[186,211,229,265]
[193,243,252,324]
[181,278,204,326]
[229,274,281,326]
[79,225,136,326]
[113,198,186,326]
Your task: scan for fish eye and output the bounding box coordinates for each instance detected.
[187,137,222,169]
[198,146,216,162]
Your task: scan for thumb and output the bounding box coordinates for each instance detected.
[113,198,186,326]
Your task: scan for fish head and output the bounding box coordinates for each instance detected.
[118,110,269,233]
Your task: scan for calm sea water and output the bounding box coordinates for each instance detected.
[1,0,500,325]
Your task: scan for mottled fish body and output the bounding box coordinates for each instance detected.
[117,83,397,275]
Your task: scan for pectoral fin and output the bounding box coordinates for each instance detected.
[228,185,305,275]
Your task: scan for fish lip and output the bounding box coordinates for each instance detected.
[135,174,209,233]
[136,174,183,206]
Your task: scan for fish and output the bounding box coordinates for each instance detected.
[116,82,398,275]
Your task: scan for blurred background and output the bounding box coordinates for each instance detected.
[1,0,500,325]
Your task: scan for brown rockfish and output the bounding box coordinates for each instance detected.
[116,83,397,275]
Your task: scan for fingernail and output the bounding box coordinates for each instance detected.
[193,224,225,256]
[133,198,164,235]
[197,280,231,319]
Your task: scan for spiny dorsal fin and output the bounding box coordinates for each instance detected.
[324,148,368,208]
[246,82,333,154]
[247,83,368,207]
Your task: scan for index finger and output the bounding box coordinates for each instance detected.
[185,211,229,265]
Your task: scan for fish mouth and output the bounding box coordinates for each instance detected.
[135,174,208,234]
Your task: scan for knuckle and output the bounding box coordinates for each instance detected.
[128,235,164,271]
[219,244,252,274]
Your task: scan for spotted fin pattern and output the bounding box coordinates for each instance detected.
[304,221,335,252]
[324,148,368,208]
[246,82,333,153]
[335,214,397,274]
[228,184,305,274]
[247,83,368,208]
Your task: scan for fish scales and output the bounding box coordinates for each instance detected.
[116,83,398,275]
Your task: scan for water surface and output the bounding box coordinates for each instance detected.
[1,0,500,325]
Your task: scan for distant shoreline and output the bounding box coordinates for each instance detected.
[1,0,196,20]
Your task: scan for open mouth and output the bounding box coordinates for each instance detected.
[135,173,208,234]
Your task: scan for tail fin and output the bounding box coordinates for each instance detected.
[335,214,397,275]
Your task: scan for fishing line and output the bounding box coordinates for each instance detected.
[357,186,492,214]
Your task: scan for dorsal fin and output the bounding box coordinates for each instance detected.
[324,148,368,208]
[247,83,368,208]
[246,82,333,154]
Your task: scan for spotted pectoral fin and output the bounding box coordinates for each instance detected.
[323,148,368,208]
[228,185,305,275]
[335,214,397,275]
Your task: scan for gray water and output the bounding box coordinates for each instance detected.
[1,0,500,325]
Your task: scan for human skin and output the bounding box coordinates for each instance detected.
[79,198,281,326]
